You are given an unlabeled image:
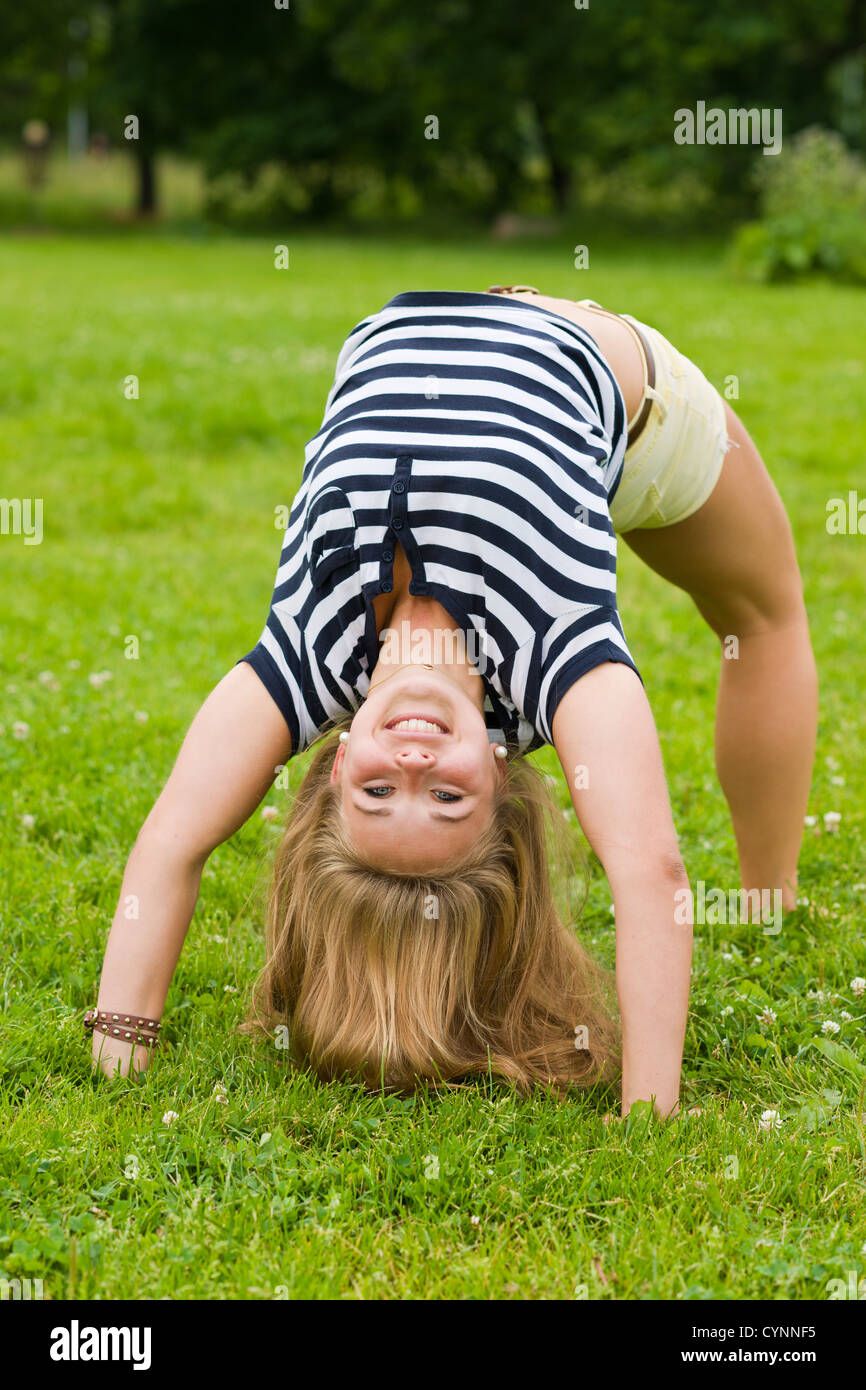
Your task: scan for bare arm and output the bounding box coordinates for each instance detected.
[552,662,693,1116]
[92,661,292,1076]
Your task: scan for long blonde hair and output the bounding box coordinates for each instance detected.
[244,716,621,1098]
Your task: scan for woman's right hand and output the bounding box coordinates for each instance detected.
[91,1032,154,1079]
[88,662,293,1084]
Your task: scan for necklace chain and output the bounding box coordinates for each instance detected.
[370,660,435,689]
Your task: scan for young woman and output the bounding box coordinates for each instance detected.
[87,286,817,1116]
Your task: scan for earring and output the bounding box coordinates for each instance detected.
[339,731,350,744]
[494,744,507,760]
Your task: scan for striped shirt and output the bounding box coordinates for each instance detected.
[240,290,641,756]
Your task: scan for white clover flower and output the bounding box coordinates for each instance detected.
[840,1011,853,1022]
[804,815,817,827]
[134,710,149,724]
[720,1005,734,1018]
[796,897,810,907]
[752,957,762,966]
[20,814,36,830]
[162,1110,179,1126]
[850,978,866,998]
[721,952,733,962]
[38,670,54,685]
[759,1109,782,1131]
[12,721,29,739]
[853,885,866,894]
[260,805,278,821]
[821,1020,841,1036]
[830,776,846,787]
[757,1007,777,1026]
[223,984,238,994]
[807,989,827,1002]
[823,812,842,832]
[470,1215,481,1226]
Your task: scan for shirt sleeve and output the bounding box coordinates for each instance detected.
[236,643,300,759]
[235,521,308,760]
[537,600,643,747]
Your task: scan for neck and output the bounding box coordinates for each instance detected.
[369,595,484,710]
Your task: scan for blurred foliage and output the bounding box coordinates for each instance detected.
[733,127,866,283]
[1,0,865,227]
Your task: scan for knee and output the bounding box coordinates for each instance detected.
[697,567,808,643]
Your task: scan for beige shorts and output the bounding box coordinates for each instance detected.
[603,312,732,532]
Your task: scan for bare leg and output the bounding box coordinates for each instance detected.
[621,404,818,910]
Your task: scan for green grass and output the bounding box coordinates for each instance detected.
[0,152,206,231]
[1,231,865,1300]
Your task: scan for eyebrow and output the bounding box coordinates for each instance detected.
[352,804,476,824]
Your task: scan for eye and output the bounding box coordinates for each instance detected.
[362,787,463,802]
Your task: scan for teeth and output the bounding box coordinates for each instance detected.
[391,718,444,733]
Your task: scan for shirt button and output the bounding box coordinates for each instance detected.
[392,480,405,494]
[392,518,404,530]
[382,550,393,562]
[380,581,392,593]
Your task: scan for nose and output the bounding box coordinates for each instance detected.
[394,746,436,768]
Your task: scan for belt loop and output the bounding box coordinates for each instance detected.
[643,384,668,419]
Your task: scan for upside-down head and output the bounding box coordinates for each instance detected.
[245,716,620,1098]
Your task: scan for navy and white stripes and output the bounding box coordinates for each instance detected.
[240,290,641,756]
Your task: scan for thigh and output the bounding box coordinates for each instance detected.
[620,403,806,636]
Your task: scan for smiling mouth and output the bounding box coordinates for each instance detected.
[384,713,451,734]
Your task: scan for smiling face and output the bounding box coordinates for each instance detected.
[330,666,503,872]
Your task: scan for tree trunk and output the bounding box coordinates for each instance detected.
[136,150,157,217]
[549,156,571,215]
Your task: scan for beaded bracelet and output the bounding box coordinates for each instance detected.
[84,1008,162,1047]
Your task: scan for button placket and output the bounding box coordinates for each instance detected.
[381,454,412,592]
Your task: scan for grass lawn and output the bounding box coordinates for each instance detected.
[0,231,864,1300]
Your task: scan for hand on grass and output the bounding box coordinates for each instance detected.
[91,1034,153,1079]
[603,1102,703,1127]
